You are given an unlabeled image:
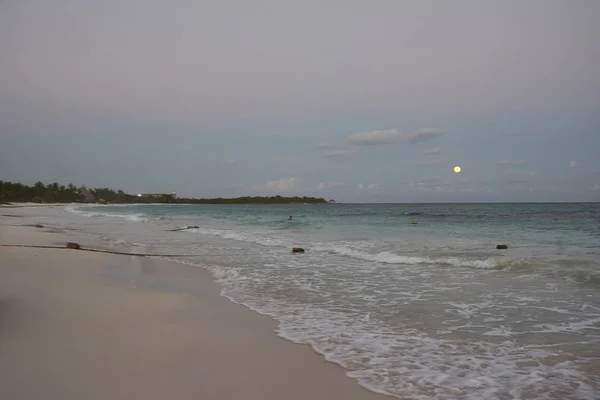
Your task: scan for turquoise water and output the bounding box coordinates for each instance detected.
[23,203,600,399]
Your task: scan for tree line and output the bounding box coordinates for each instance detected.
[176,195,329,204]
[0,181,330,204]
[1,181,86,203]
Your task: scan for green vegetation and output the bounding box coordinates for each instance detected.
[0,181,85,203]
[176,195,328,204]
[0,181,329,204]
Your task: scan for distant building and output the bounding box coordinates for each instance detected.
[79,190,95,203]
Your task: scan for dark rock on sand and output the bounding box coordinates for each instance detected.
[496,244,508,250]
[292,248,305,253]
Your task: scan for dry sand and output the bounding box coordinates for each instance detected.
[0,224,390,400]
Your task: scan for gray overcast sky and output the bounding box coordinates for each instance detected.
[1,0,599,202]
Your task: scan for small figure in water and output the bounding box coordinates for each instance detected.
[288,216,293,221]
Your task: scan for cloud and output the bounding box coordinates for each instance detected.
[593,184,600,191]
[496,160,528,166]
[265,177,300,192]
[406,129,448,144]
[357,183,379,190]
[591,168,600,175]
[325,149,358,160]
[348,128,448,146]
[417,160,445,167]
[223,159,236,165]
[423,147,441,156]
[348,129,403,145]
[317,182,346,190]
[569,161,577,168]
[403,177,450,191]
[405,177,445,191]
[400,176,491,193]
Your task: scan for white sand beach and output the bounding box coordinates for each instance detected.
[0,223,390,400]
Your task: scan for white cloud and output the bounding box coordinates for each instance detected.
[325,149,358,160]
[357,183,379,190]
[569,161,577,168]
[317,182,346,190]
[497,160,528,166]
[401,176,491,193]
[403,176,445,191]
[223,159,236,165]
[348,129,403,145]
[348,128,448,146]
[406,129,448,144]
[265,177,300,192]
[423,147,441,155]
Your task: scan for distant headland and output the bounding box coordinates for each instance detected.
[0,181,335,205]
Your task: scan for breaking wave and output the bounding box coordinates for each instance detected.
[64,206,148,222]
[314,245,537,270]
[182,225,536,271]
[187,227,290,248]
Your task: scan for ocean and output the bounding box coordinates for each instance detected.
[19,203,600,399]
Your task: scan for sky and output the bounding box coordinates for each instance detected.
[1,0,599,202]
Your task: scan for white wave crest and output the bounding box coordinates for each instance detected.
[212,266,241,281]
[217,289,597,400]
[64,206,148,222]
[184,224,534,270]
[187,227,289,248]
[315,245,534,270]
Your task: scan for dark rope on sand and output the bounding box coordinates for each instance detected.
[166,226,200,231]
[0,244,203,257]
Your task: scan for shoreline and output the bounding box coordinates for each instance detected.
[0,222,391,400]
[2,202,334,207]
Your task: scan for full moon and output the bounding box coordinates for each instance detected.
[454,166,462,173]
